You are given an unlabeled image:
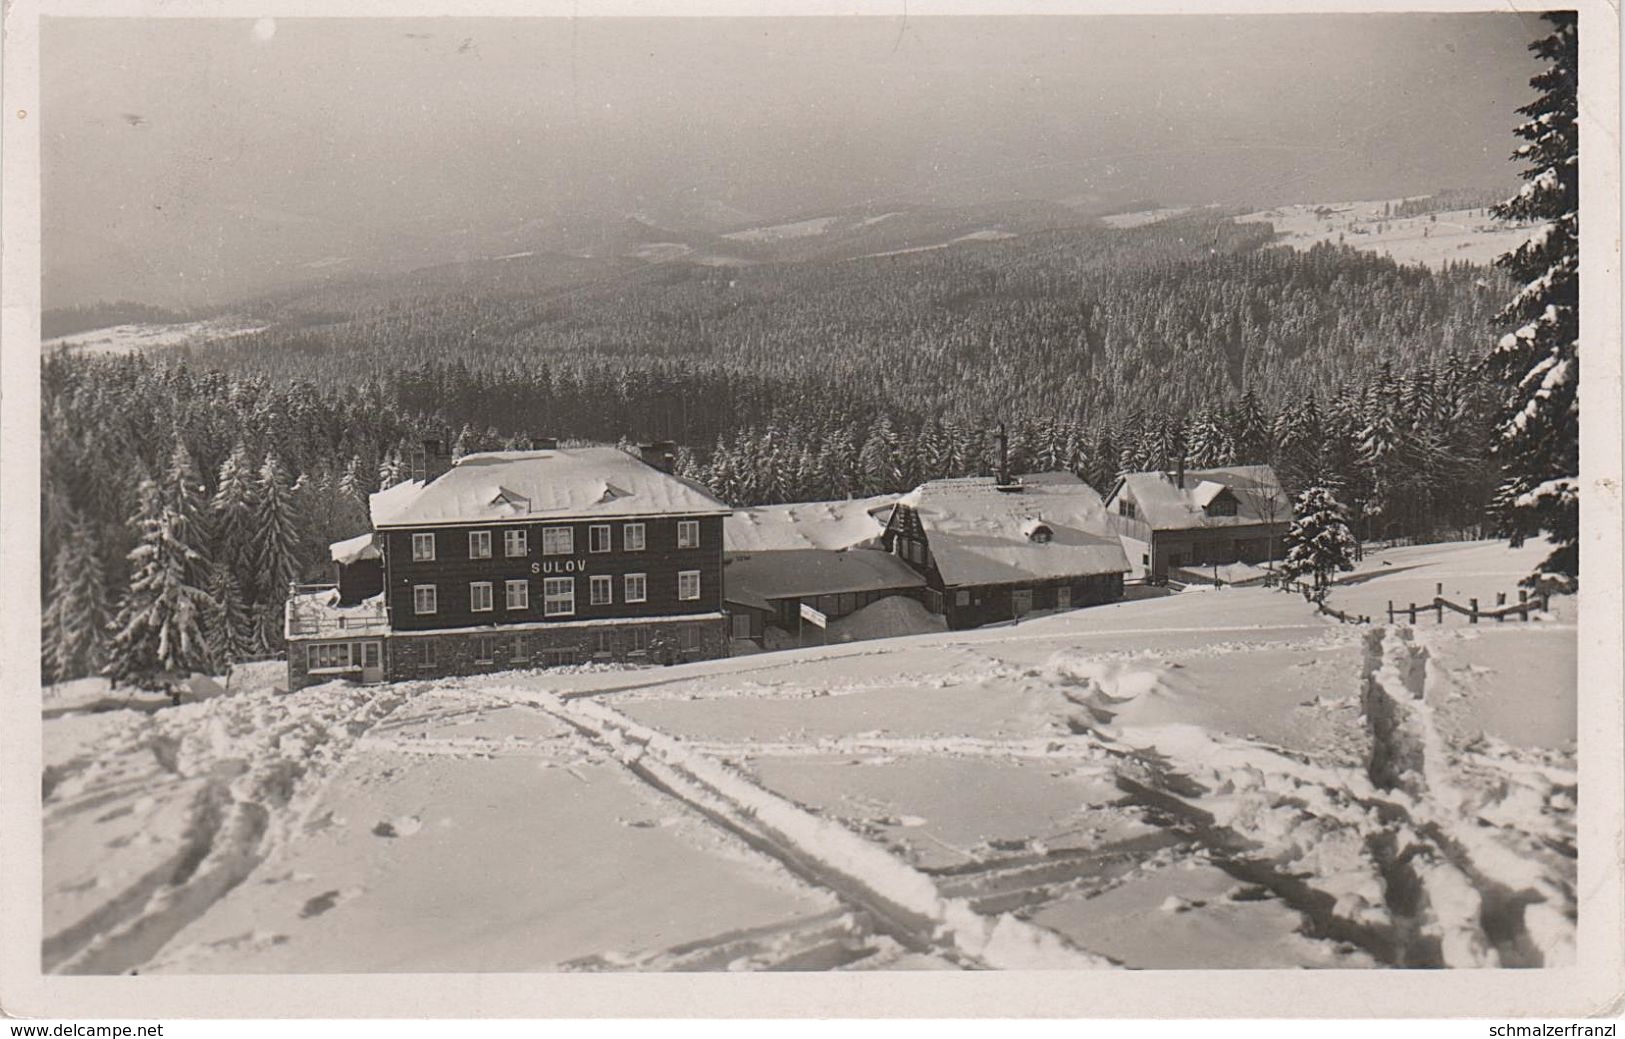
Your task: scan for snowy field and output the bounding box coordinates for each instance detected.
[1235,201,1536,268]
[41,541,1575,973]
[41,319,268,357]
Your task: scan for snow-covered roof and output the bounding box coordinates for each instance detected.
[329,532,380,565]
[895,472,1130,586]
[724,495,898,553]
[723,548,925,609]
[369,447,730,528]
[1108,466,1289,531]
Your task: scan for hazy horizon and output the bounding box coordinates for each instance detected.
[43,13,1547,310]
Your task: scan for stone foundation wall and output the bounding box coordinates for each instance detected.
[384,616,730,682]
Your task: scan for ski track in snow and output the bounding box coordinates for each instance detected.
[42,560,1575,973]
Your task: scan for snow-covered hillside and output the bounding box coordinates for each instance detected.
[41,541,1575,973]
[1236,200,1535,268]
[41,319,268,356]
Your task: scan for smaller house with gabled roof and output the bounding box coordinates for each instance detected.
[882,471,1130,630]
[1103,463,1291,583]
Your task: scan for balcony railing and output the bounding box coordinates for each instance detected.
[285,584,390,640]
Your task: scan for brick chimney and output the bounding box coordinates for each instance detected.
[413,438,452,484]
[994,423,1022,492]
[638,440,678,474]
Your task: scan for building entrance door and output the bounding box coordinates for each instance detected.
[1011,588,1033,617]
[360,641,383,684]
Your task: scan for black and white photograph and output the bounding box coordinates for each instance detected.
[2,0,1621,1020]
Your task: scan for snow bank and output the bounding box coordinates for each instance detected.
[829,596,947,643]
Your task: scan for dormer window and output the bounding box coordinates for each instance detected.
[1205,496,1238,517]
[1118,499,1137,520]
[1020,518,1054,543]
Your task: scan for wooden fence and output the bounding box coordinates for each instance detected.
[1387,584,1550,625]
[1264,573,1371,625]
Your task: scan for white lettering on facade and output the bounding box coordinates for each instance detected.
[530,559,588,574]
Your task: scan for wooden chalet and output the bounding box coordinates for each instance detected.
[882,471,1130,630]
[1103,463,1291,583]
[284,440,731,690]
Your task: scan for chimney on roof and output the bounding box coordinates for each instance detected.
[413,438,452,485]
[994,423,1022,493]
[638,440,678,474]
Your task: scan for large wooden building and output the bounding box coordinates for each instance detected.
[1103,464,1291,583]
[882,471,1130,630]
[285,441,731,690]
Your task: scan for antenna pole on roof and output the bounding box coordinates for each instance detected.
[996,422,1010,486]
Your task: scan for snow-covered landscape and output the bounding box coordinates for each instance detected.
[41,538,1575,974]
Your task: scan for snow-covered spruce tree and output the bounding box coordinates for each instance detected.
[104,478,212,690]
[202,562,255,674]
[1488,11,1579,588]
[1280,486,1359,595]
[254,453,304,649]
[42,513,110,683]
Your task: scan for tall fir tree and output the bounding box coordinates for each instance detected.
[255,454,304,647]
[1487,11,1579,587]
[42,513,109,683]
[1279,486,1359,594]
[104,478,211,689]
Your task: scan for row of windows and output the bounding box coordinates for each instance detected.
[412,572,702,617]
[410,520,701,562]
[416,626,705,668]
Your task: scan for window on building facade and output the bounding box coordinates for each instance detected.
[677,520,700,549]
[543,577,575,616]
[731,613,752,639]
[414,584,438,615]
[681,625,701,649]
[475,636,496,664]
[1119,499,1137,519]
[588,525,611,553]
[504,528,527,557]
[471,581,494,612]
[510,635,529,662]
[505,579,529,611]
[629,627,650,654]
[955,590,970,607]
[624,573,647,603]
[678,570,701,601]
[593,629,614,657]
[542,527,573,556]
[420,639,436,668]
[308,642,353,671]
[412,533,435,561]
[590,575,613,606]
[469,531,493,559]
[624,523,646,552]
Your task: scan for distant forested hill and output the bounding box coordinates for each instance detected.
[194,212,1506,437]
[40,211,1515,681]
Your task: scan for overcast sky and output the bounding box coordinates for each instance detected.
[43,14,1546,309]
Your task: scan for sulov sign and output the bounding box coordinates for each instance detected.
[531,559,589,574]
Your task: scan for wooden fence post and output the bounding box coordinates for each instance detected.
[1519,589,1529,621]
[1435,598,1443,624]
[1470,597,1479,624]
[1408,602,1417,624]
[1496,591,1506,623]
[1387,600,1394,624]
